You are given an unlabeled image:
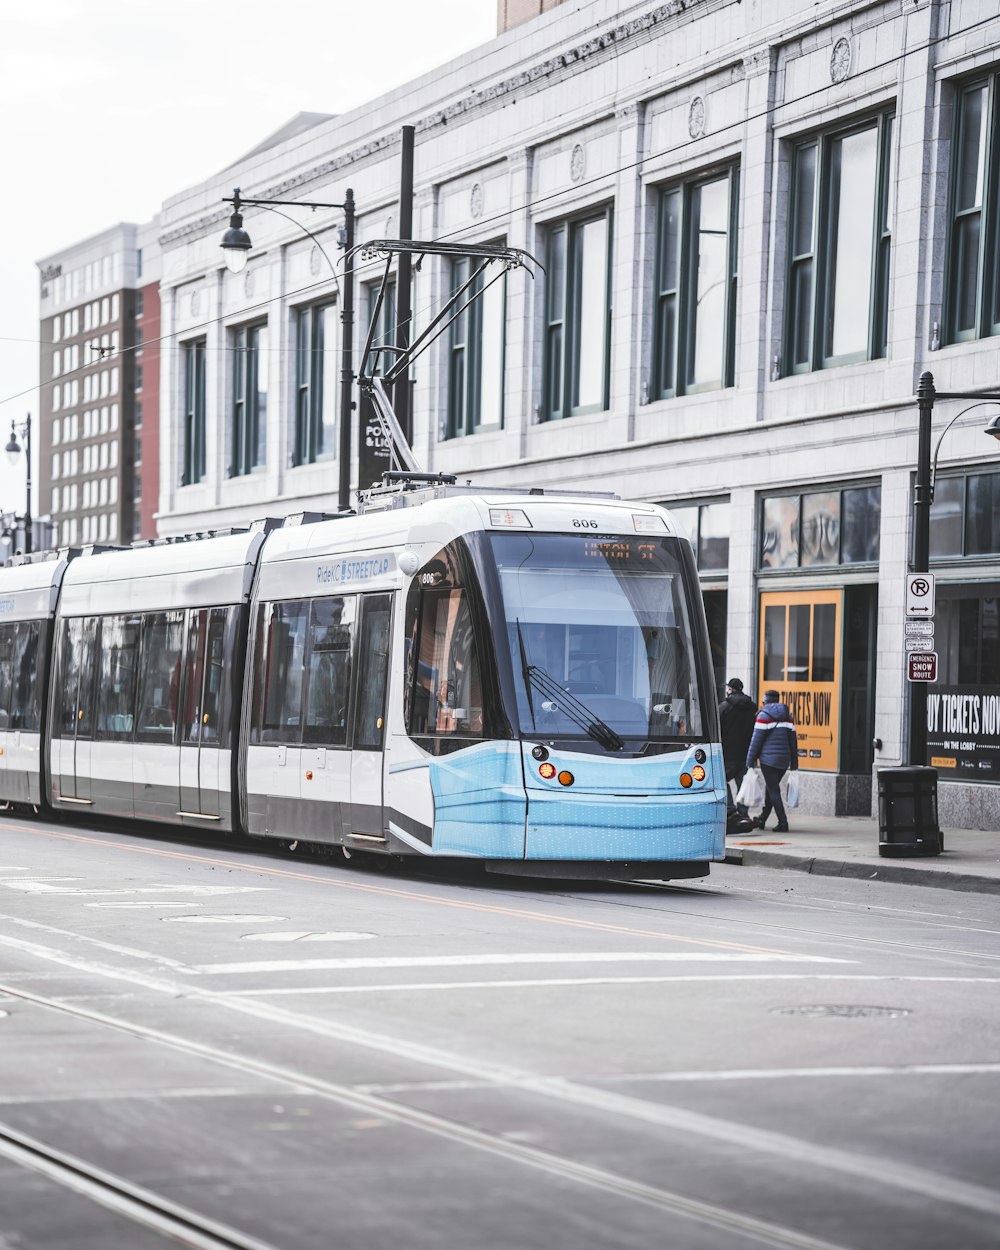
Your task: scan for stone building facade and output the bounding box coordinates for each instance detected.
[139,0,1000,825]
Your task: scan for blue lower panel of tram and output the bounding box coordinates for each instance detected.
[525,790,723,861]
[427,741,726,861]
[429,742,526,858]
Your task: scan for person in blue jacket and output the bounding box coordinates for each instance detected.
[745,689,799,832]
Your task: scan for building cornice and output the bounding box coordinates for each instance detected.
[159,0,722,249]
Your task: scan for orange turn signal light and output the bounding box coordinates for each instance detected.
[305,770,313,781]
[538,762,557,779]
[557,770,574,787]
[692,765,706,782]
[679,772,693,788]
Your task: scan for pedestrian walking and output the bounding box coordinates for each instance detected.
[745,689,799,832]
[719,678,756,832]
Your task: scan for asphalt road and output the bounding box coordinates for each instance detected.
[0,813,997,1250]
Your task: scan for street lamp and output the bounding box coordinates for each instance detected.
[5,413,32,556]
[909,372,1000,764]
[219,187,356,511]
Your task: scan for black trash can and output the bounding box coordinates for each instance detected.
[877,767,942,857]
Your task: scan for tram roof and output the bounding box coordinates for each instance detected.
[259,490,680,564]
[59,530,265,614]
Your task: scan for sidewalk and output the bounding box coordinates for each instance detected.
[724,814,1000,895]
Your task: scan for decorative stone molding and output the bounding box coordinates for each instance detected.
[688,96,706,139]
[244,268,255,299]
[830,36,852,84]
[570,143,586,183]
[190,289,201,317]
[470,182,484,218]
[309,246,322,276]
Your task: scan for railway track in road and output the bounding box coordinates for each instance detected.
[2,818,999,1249]
[0,1120,279,1250]
[0,980,857,1250]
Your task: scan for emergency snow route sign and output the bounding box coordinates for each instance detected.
[906,573,935,619]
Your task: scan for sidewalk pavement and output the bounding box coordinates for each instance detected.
[724,813,1000,895]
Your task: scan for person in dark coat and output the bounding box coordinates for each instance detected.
[745,689,799,831]
[719,678,756,823]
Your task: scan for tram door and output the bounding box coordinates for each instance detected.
[179,608,227,821]
[54,617,97,803]
[350,594,392,837]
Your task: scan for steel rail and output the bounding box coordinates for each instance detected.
[0,1121,280,1250]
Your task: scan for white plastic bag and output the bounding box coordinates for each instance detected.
[736,769,763,809]
[786,771,800,809]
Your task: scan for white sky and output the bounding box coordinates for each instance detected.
[0,0,497,519]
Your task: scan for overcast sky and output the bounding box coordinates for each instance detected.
[0,0,497,518]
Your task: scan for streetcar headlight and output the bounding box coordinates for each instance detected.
[679,772,693,788]
[692,765,706,782]
[694,748,706,763]
[557,770,574,787]
[538,762,556,779]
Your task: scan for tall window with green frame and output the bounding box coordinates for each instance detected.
[654,168,739,397]
[231,323,267,476]
[785,110,894,373]
[181,339,206,486]
[946,75,1000,343]
[294,303,336,465]
[447,255,505,438]
[364,280,397,379]
[543,208,612,420]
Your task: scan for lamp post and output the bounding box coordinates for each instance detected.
[5,413,32,556]
[220,188,356,512]
[908,372,1000,765]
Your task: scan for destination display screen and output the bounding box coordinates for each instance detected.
[583,539,659,562]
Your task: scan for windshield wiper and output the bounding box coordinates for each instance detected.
[522,662,625,751]
[515,619,537,730]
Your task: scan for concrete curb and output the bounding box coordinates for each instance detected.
[724,848,1000,896]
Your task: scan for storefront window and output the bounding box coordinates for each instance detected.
[762,496,800,568]
[761,485,880,569]
[665,499,730,571]
[927,583,1000,781]
[930,470,1000,558]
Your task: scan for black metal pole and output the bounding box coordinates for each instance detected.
[23,413,32,556]
[338,189,355,512]
[394,125,415,444]
[909,371,935,765]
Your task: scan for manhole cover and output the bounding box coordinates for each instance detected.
[773,1004,912,1019]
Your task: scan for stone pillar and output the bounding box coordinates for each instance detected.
[504,147,533,460]
[610,101,644,442]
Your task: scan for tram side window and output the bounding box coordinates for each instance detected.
[355,596,391,750]
[0,626,14,729]
[9,623,41,732]
[135,611,185,742]
[182,607,231,746]
[54,618,98,739]
[96,615,140,740]
[303,596,354,746]
[255,601,309,743]
[409,587,484,739]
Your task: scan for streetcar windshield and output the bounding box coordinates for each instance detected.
[490,532,705,743]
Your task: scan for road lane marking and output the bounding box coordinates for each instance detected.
[217,972,1000,996]
[1,946,998,1225]
[240,931,377,943]
[194,951,851,975]
[3,882,269,896]
[10,824,787,955]
[359,1061,1000,1094]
